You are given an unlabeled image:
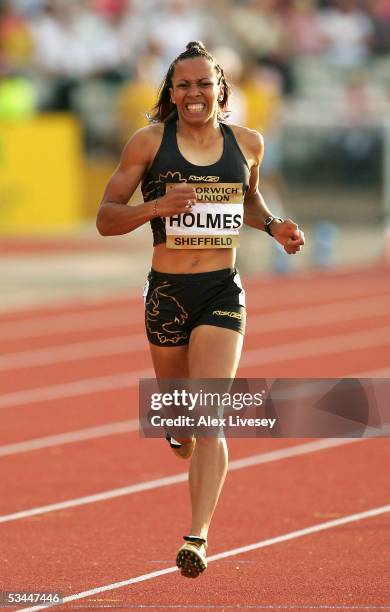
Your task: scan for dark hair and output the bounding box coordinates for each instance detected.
[147,41,231,123]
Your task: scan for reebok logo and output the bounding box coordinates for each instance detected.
[212,310,242,319]
[189,175,220,182]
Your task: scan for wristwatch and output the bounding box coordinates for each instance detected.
[264,216,284,237]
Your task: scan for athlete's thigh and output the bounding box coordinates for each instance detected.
[149,343,189,377]
[188,325,243,378]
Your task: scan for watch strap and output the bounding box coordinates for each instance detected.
[264,216,283,237]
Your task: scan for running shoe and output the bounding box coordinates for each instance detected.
[166,434,196,459]
[176,535,208,578]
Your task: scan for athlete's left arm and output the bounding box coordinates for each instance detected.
[242,130,305,255]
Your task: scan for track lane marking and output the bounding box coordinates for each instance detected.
[19,504,390,611]
[240,325,390,367]
[0,370,154,408]
[1,279,389,341]
[0,307,143,340]
[2,325,390,408]
[0,438,360,525]
[0,420,138,457]
[354,367,390,377]
[2,295,390,370]
[0,335,146,370]
[0,366,387,457]
[0,368,390,457]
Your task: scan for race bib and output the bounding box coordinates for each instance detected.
[165,183,244,249]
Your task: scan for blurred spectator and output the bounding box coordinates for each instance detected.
[319,0,374,68]
[147,0,207,65]
[30,0,125,79]
[28,0,137,111]
[240,62,289,251]
[0,0,387,158]
[226,0,295,94]
[227,0,285,58]
[341,70,383,125]
[240,62,283,136]
[368,0,390,54]
[0,0,34,69]
[90,0,127,17]
[9,1,47,17]
[200,0,239,50]
[244,64,285,201]
[238,60,293,273]
[333,71,383,180]
[115,44,164,148]
[286,0,327,56]
[88,0,150,71]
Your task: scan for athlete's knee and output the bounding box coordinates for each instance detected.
[194,436,227,450]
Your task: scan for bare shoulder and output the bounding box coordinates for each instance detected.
[101,123,165,205]
[228,124,264,166]
[121,123,164,166]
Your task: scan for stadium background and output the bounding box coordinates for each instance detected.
[1,0,389,307]
[1,2,390,608]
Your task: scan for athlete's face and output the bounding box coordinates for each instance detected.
[170,57,222,125]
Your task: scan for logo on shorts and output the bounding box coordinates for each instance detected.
[146,283,188,344]
[212,310,242,320]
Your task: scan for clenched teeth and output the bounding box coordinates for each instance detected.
[186,104,205,112]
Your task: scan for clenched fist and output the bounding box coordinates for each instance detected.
[155,184,197,218]
[271,219,305,255]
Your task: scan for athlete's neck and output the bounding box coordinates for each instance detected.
[176,117,221,145]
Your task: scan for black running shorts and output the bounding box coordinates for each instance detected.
[143,268,246,346]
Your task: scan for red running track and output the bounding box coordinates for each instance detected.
[0,264,389,610]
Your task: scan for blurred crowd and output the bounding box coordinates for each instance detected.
[1,0,389,154]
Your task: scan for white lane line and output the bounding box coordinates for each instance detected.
[19,504,390,612]
[249,294,390,332]
[0,335,146,371]
[0,438,359,525]
[1,277,388,341]
[0,369,154,409]
[0,307,143,341]
[241,325,390,368]
[0,371,387,457]
[2,295,390,371]
[0,420,138,458]
[354,367,390,377]
[4,323,390,409]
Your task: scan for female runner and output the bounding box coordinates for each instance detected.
[96,41,305,578]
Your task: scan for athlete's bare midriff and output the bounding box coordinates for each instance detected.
[151,243,236,273]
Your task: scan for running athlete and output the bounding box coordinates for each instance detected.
[96,41,305,578]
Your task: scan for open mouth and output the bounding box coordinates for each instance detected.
[185,103,206,114]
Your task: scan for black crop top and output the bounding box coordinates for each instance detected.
[141,119,250,247]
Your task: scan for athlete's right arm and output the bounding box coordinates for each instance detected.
[96,127,196,236]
